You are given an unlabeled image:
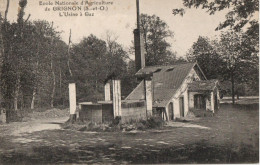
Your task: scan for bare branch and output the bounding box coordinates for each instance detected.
[67,29,73,77]
[24,14,31,23]
[4,0,10,22]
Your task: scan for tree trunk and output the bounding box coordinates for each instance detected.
[4,0,10,23]
[67,29,73,77]
[0,30,4,107]
[14,0,26,111]
[49,23,56,108]
[51,53,56,108]
[0,0,10,109]
[31,43,39,110]
[31,88,36,109]
[21,91,24,110]
[0,28,4,70]
[237,94,239,100]
[14,95,18,111]
[14,74,21,111]
[231,71,235,105]
[59,61,63,106]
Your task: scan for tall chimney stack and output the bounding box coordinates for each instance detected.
[134,0,145,72]
[136,0,140,30]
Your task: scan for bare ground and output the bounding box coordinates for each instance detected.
[0,101,258,164]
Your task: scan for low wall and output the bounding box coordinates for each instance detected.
[121,100,146,123]
[101,103,113,123]
[79,100,147,124]
[79,104,103,123]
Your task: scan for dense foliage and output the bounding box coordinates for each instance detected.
[0,0,258,111]
[175,0,259,103]
[139,14,177,66]
[173,0,258,32]
[187,29,259,101]
[0,18,138,109]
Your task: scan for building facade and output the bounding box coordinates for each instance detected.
[126,62,220,121]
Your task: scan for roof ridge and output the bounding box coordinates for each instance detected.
[144,62,195,68]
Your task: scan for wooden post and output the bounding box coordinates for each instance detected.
[69,83,76,122]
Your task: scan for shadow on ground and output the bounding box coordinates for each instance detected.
[0,141,258,164]
[0,102,258,164]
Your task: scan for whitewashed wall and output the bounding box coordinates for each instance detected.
[206,95,211,110]
[166,68,201,120]
[188,91,200,109]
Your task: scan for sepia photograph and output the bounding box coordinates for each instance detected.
[0,0,259,164]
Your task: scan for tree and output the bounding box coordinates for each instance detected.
[29,20,54,109]
[240,21,259,92]
[0,0,29,110]
[105,31,128,78]
[27,20,65,109]
[71,34,133,102]
[121,60,138,98]
[1,17,68,110]
[217,30,258,104]
[104,32,133,97]
[139,14,176,66]
[175,56,188,63]
[186,36,224,79]
[13,0,28,110]
[71,35,108,101]
[173,0,259,103]
[173,0,259,32]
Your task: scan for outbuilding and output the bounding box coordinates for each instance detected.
[126,62,220,120]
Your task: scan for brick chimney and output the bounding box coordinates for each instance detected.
[134,0,145,72]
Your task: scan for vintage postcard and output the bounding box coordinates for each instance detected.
[0,0,259,164]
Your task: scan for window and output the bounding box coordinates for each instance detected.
[166,67,174,72]
[153,68,161,73]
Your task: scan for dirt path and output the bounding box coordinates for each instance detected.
[0,103,258,164]
[0,117,68,136]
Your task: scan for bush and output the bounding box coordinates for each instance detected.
[136,122,145,130]
[175,118,189,122]
[109,116,121,127]
[146,116,165,128]
[62,116,166,132]
[190,109,214,117]
[135,116,165,130]
[6,109,24,122]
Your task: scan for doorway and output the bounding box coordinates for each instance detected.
[194,94,206,110]
[168,102,174,120]
[179,97,184,117]
[214,94,218,111]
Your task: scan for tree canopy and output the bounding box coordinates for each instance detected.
[71,34,130,102]
[186,36,224,80]
[139,14,177,66]
[173,0,259,32]
[187,29,259,103]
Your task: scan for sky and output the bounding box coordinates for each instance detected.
[0,0,229,57]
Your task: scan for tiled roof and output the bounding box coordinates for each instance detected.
[188,79,218,91]
[126,62,196,107]
[125,80,145,100]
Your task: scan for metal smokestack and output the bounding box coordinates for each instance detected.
[134,0,146,72]
[136,0,140,29]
